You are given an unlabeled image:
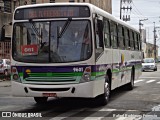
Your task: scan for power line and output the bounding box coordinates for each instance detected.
[131,1,144,16]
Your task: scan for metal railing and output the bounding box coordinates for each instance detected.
[0,42,11,59]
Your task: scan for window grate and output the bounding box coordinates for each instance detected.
[3,0,11,13]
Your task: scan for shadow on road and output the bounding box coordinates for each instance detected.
[13,85,139,117]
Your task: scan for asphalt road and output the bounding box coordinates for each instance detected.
[0,65,160,120]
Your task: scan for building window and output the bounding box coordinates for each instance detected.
[31,0,36,4]
[50,0,55,3]
[3,0,11,13]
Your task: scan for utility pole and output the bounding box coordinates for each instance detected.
[120,0,132,21]
[153,22,156,61]
[139,18,148,41]
[153,22,160,61]
[139,18,148,59]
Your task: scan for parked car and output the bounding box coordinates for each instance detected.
[0,59,11,76]
[142,58,157,71]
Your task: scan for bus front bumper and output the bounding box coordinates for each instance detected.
[11,80,105,98]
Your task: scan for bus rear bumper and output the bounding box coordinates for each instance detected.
[11,80,105,98]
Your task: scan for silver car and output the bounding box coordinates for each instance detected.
[142,58,157,71]
[0,59,11,76]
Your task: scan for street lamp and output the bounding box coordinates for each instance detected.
[139,18,148,38]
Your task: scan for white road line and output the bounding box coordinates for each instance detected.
[82,108,116,120]
[0,105,16,111]
[139,77,159,79]
[49,108,86,120]
[115,117,141,120]
[115,117,128,120]
[134,79,144,83]
[157,82,160,84]
[146,80,156,83]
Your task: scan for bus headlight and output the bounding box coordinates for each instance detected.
[80,66,91,83]
[80,73,91,83]
[83,73,91,81]
[11,67,21,83]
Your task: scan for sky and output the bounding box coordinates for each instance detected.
[112,0,160,55]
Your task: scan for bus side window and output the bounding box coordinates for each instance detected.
[118,25,125,49]
[138,34,142,51]
[110,21,118,49]
[94,15,104,59]
[103,19,110,48]
[95,19,104,48]
[134,33,139,50]
[129,30,135,50]
[126,28,130,50]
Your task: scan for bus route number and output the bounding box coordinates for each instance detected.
[21,44,38,56]
[73,67,83,72]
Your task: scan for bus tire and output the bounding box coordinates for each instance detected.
[34,97,48,104]
[126,68,134,90]
[96,75,111,106]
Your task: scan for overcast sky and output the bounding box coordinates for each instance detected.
[112,0,160,44]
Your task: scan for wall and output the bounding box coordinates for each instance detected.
[0,12,12,41]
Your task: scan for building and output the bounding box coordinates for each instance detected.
[141,28,159,60]
[143,42,158,59]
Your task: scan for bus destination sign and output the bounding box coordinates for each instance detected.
[15,6,90,20]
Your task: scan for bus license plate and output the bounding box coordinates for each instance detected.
[42,93,57,97]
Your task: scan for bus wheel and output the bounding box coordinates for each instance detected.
[34,97,48,104]
[126,69,134,90]
[96,75,110,106]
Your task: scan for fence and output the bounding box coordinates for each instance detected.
[0,42,11,59]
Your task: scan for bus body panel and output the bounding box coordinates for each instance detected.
[12,78,105,98]
[11,3,142,100]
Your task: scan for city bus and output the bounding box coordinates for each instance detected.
[11,3,142,105]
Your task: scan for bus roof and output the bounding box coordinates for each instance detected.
[15,3,139,33]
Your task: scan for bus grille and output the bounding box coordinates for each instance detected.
[24,72,77,83]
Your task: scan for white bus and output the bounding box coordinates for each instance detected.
[11,3,142,105]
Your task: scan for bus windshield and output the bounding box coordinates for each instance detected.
[12,20,92,63]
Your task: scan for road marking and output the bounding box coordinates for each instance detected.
[139,77,160,79]
[49,108,86,120]
[146,80,156,83]
[82,108,116,120]
[115,117,128,120]
[134,79,144,83]
[157,82,160,84]
[0,105,16,111]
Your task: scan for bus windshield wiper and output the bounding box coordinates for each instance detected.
[28,19,41,37]
[58,18,72,38]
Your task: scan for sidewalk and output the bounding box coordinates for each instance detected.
[0,79,11,87]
